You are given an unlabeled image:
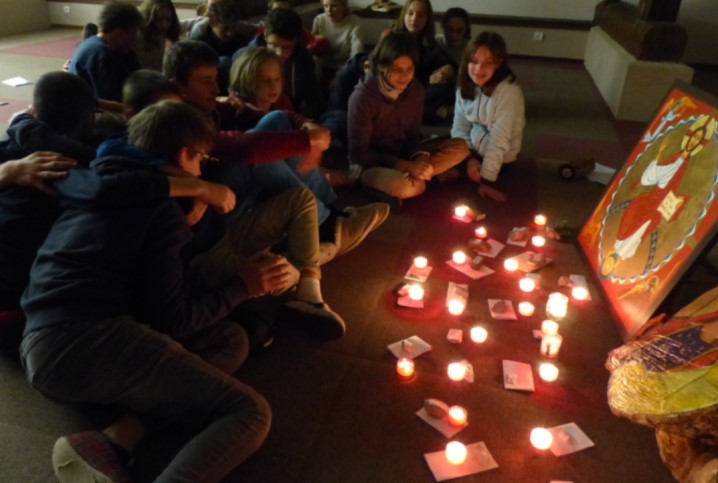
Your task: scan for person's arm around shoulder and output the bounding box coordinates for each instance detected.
[0,152,76,193]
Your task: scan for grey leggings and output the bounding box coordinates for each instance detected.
[20,316,271,483]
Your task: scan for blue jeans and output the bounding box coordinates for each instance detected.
[20,317,271,483]
[249,111,336,224]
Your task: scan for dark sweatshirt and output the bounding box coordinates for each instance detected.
[22,146,248,339]
[347,72,424,169]
[0,116,168,310]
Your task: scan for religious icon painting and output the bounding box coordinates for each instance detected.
[579,81,718,339]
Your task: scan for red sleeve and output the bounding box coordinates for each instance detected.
[212,129,310,165]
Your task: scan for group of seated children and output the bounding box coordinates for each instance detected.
[0,0,526,481]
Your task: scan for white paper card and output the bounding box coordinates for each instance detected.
[447,328,463,344]
[502,360,535,391]
[2,76,31,87]
[387,336,431,359]
[446,260,494,280]
[506,227,530,246]
[549,423,595,456]
[488,299,517,320]
[416,408,466,438]
[405,263,433,283]
[424,441,498,481]
[469,238,504,258]
[397,293,424,308]
[569,274,592,301]
[514,251,552,272]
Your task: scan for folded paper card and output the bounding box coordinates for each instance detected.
[549,423,594,457]
[424,442,498,481]
[387,336,431,359]
[502,360,535,391]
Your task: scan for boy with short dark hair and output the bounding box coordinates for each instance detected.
[190,0,256,57]
[243,7,325,118]
[189,0,257,93]
[70,0,142,101]
[21,100,273,483]
[122,68,182,117]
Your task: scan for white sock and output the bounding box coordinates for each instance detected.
[295,277,323,304]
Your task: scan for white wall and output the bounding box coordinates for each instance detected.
[35,0,718,65]
[0,0,50,36]
[349,0,601,20]
[678,0,718,65]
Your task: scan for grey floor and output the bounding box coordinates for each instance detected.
[1,27,718,483]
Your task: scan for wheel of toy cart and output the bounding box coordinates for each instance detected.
[606,287,718,482]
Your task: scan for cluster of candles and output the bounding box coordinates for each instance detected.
[401,210,568,464]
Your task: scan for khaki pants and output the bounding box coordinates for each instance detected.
[191,187,321,289]
[360,137,469,199]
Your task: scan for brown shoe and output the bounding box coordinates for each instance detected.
[335,203,390,256]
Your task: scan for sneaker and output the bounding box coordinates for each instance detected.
[53,431,132,483]
[335,203,390,256]
[236,309,275,353]
[282,299,346,339]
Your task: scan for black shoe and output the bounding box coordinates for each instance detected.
[236,309,274,353]
[281,299,346,339]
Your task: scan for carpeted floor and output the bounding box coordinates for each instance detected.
[2,27,718,483]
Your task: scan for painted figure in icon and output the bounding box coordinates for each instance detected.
[602,114,716,277]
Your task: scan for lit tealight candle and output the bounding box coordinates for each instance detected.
[454,205,469,218]
[541,320,559,336]
[452,250,468,265]
[540,333,563,358]
[531,235,546,248]
[546,292,569,321]
[445,441,468,465]
[448,299,466,316]
[518,302,535,317]
[474,226,488,239]
[539,362,559,382]
[448,406,468,426]
[530,427,553,450]
[447,362,467,381]
[470,326,488,343]
[504,258,518,272]
[534,214,547,227]
[572,286,589,301]
[408,284,424,301]
[519,277,536,293]
[396,357,415,380]
[413,256,428,270]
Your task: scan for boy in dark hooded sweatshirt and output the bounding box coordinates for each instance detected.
[21,100,273,483]
[0,72,236,332]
